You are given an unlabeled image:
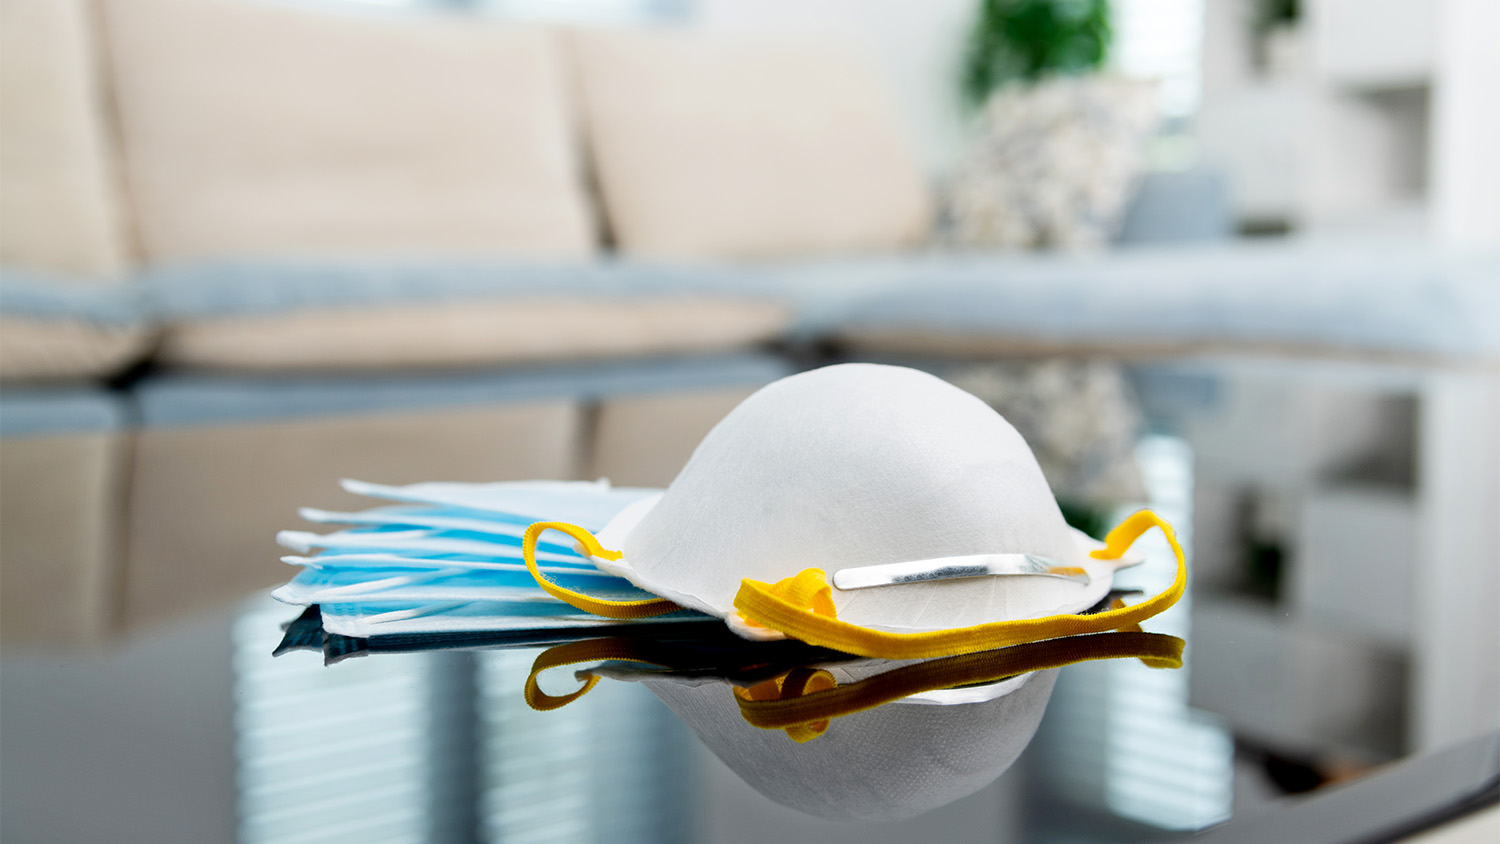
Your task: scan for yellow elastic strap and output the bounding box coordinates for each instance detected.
[1108,597,1143,633]
[735,630,1184,733]
[732,509,1186,660]
[522,637,667,711]
[740,568,837,629]
[522,521,679,620]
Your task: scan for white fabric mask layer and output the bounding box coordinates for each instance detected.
[278,527,586,564]
[299,505,554,540]
[339,479,657,531]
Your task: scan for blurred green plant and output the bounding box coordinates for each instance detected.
[961,0,1112,108]
[1254,0,1300,36]
[1056,498,1111,541]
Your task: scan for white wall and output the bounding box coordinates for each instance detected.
[1430,0,1500,248]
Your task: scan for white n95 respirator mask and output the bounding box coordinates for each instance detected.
[520,363,1186,659]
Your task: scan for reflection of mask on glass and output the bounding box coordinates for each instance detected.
[654,669,1060,822]
[522,630,1183,822]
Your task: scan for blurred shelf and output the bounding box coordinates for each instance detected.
[1313,0,1435,91]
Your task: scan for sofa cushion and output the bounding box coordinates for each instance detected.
[0,0,129,277]
[570,28,932,260]
[131,352,788,428]
[0,318,154,381]
[154,298,788,371]
[142,260,791,371]
[794,242,1500,363]
[0,273,154,381]
[99,0,594,261]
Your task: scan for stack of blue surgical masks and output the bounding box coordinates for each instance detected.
[273,479,710,641]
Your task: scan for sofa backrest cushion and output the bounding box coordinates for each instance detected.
[98,0,595,261]
[136,259,792,372]
[569,28,932,260]
[0,272,154,381]
[0,0,130,277]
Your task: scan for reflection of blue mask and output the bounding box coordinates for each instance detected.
[275,479,707,639]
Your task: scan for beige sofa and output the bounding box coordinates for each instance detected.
[0,0,936,646]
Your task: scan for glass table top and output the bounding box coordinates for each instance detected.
[4,437,1496,842]
[3,585,1495,844]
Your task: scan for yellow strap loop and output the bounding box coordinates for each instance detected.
[735,630,1184,733]
[739,568,837,629]
[522,637,667,711]
[735,668,839,742]
[732,509,1186,660]
[522,521,680,620]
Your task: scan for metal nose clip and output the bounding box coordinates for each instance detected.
[831,554,1092,591]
